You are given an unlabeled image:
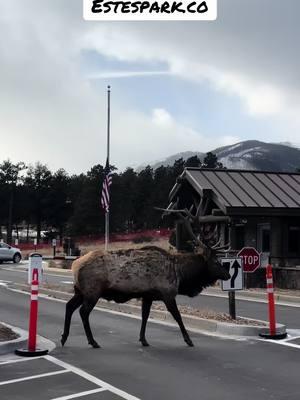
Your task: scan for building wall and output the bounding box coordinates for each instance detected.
[231,215,300,288]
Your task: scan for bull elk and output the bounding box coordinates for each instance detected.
[61,208,231,348]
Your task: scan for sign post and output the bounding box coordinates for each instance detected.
[221,257,243,319]
[28,253,43,284]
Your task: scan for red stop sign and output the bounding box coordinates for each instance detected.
[238,247,261,273]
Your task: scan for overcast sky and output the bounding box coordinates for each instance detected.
[1,0,299,174]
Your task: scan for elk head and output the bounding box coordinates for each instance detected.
[157,205,231,281]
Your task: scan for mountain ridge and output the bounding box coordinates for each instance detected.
[138,140,300,172]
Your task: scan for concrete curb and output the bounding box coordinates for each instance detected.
[0,322,28,355]
[0,322,56,356]
[8,283,286,338]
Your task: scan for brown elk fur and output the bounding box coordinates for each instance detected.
[61,246,230,348]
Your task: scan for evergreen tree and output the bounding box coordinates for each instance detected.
[47,169,72,243]
[185,155,202,168]
[202,152,224,169]
[24,163,52,243]
[0,160,26,243]
[134,166,155,229]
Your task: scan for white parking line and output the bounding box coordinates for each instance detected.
[0,355,140,400]
[46,355,141,400]
[262,340,300,350]
[259,330,300,350]
[0,280,11,287]
[51,388,106,400]
[0,369,69,386]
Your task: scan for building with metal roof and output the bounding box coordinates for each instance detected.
[170,168,300,215]
[168,168,300,288]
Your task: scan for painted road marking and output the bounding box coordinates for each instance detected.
[0,356,45,366]
[0,369,69,386]
[0,356,140,400]
[259,330,300,350]
[46,355,140,400]
[0,280,11,287]
[51,388,106,400]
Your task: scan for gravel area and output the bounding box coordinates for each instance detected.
[0,323,19,342]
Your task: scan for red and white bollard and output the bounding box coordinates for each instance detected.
[266,264,276,335]
[15,262,48,357]
[259,264,286,340]
[28,268,39,352]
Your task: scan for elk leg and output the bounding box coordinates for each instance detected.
[61,292,83,346]
[139,298,153,346]
[164,298,194,347]
[79,298,100,348]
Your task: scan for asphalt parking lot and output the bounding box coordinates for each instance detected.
[0,355,139,400]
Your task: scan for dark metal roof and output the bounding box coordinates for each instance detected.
[171,168,300,216]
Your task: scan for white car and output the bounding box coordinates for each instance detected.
[0,242,22,263]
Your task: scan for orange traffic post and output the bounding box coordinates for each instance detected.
[28,268,39,351]
[266,264,276,335]
[259,264,287,340]
[15,266,49,357]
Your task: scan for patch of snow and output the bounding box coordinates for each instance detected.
[219,156,254,170]
[228,146,267,158]
[217,143,242,156]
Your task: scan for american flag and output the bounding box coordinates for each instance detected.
[101,159,112,213]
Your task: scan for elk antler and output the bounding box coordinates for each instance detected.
[156,205,231,251]
[215,244,231,252]
[156,207,208,249]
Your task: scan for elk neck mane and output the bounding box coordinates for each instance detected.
[175,253,218,297]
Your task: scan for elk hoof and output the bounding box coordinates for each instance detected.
[140,339,150,347]
[185,338,194,347]
[61,334,68,347]
[89,340,101,348]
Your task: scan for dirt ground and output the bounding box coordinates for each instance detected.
[0,323,19,342]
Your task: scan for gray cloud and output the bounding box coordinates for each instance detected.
[0,0,299,173]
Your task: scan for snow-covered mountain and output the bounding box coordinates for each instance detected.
[144,140,300,172]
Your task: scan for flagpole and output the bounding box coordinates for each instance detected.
[105,85,111,252]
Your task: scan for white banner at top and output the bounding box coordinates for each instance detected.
[83,0,217,21]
